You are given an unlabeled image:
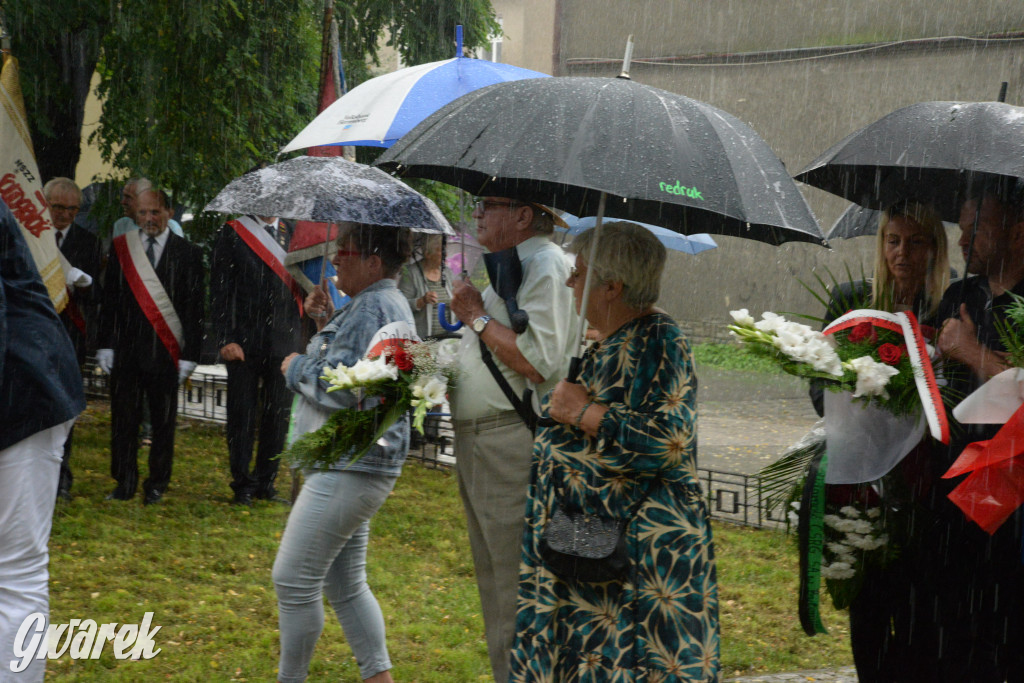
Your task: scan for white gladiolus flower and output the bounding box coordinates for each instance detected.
[846,355,900,398]
[821,562,857,580]
[730,309,755,326]
[420,376,448,406]
[866,508,882,519]
[322,364,354,390]
[351,355,398,383]
[754,311,786,334]
[850,519,874,535]
[840,506,861,518]
[848,534,886,551]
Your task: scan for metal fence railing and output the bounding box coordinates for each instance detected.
[82,364,783,529]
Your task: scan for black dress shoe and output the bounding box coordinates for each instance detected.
[142,490,163,506]
[232,491,253,506]
[106,488,133,501]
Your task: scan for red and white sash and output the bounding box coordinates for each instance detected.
[228,217,304,316]
[113,231,184,365]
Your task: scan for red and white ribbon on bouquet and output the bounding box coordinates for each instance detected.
[823,309,950,444]
[943,368,1024,534]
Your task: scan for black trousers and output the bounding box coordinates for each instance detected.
[109,366,178,496]
[225,355,290,496]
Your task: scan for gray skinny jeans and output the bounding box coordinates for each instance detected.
[272,469,397,682]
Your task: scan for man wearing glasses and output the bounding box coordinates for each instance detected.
[43,177,102,502]
[448,195,577,682]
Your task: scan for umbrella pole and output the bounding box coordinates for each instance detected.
[568,192,607,381]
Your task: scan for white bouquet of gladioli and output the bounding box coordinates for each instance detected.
[728,308,910,403]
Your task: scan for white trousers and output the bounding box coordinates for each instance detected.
[0,420,72,683]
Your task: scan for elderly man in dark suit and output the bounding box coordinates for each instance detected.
[43,177,102,501]
[97,188,204,505]
[210,214,302,505]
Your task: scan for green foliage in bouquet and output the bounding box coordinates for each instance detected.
[995,292,1024,370]
[758,428,823,521]
[283,383,411,471]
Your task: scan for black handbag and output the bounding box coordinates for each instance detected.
[539,476,660,583]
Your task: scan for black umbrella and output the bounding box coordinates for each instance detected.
[827,204,881,240]
[795,100,1024,222]
[376,76,824,247]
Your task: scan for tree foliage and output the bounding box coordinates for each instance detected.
[1,0,109,181]
[2,0,498,239]
[93,0,322,219]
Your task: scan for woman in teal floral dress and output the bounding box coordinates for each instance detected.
[509,222,720,682]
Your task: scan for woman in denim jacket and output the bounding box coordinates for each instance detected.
[275,223,414,683]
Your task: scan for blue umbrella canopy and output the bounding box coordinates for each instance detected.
[281,27,549,152]
[567,216,717,254]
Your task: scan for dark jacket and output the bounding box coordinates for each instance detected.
[209,219,302,359]
[97,231,205,374]
[58,223,103,363]
[0,200,85,450]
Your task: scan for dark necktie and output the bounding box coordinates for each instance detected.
[146,236,157,265]
[56,230,64,250]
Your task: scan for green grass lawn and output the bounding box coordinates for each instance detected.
[44,403,851,681]
[692,342,786,375]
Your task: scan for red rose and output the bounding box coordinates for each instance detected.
[392,347,414,372]
[846,322,876,344]
[877,343,903,365]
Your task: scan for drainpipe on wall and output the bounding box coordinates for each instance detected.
[551,0,562,76]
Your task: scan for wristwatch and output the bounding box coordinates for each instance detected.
[472,314,492,334]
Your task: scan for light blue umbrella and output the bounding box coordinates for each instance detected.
[281,27,550,152]
[567,216,718,254]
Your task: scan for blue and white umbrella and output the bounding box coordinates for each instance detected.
[281,27,549,152]
[567,216,718,255]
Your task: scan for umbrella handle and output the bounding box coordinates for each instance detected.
[567,356,582,383]
[437,303,463,331]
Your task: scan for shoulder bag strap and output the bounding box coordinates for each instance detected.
[478,336,537,433]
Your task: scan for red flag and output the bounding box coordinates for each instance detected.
[294,5,344,260]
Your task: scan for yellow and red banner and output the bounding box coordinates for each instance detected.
[0,54,67,312]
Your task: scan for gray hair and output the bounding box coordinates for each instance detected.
[568,221,666,309]
[43,177,81,203]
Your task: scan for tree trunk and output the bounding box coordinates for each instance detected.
[30,30,103,183]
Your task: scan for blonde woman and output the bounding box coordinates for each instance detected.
[814,201,950,682]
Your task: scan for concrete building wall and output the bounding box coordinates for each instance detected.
[491,0,1023,339]
[491,0,559,74]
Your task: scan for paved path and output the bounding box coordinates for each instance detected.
[696,366,820,476]
[724,666,858,682]
[698,367,857,682]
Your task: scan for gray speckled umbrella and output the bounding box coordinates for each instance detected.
[204,155,454,234]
